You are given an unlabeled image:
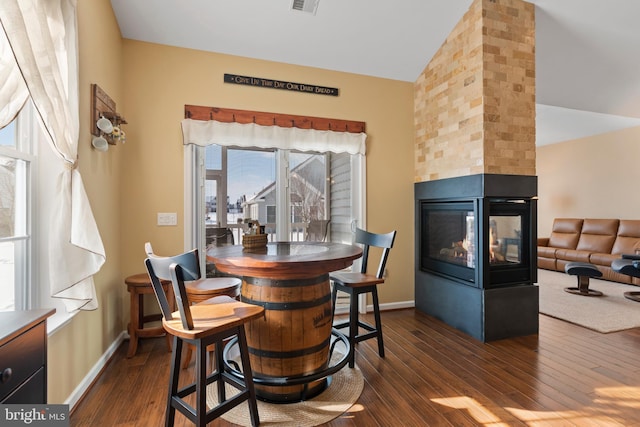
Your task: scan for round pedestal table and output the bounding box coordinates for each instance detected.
[207,241,362,402]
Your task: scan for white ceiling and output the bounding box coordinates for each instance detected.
[110,0,640,145]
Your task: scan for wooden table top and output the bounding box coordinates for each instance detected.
[207,241,362,280]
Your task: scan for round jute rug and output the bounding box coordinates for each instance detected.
[206,362,364,427]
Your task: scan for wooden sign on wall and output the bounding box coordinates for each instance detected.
[224,73,339,97]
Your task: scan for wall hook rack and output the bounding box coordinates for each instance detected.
[91,83,128,146]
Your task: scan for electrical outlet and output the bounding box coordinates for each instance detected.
[157,212,177,226]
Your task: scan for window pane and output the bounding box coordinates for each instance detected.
[0,154,27,312]
[205,144,221,170]
[228,148,275,229]
[0,121,16,148]
[205,179,217,225]
[203,147,276,252]
[329,152,353,244]
[0,241,15,311]
[0,156,28,238]
[290,152,327,241]
[266,206,276,223]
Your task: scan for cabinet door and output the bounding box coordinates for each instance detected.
[0,322,46,402]
[1,368,45,404]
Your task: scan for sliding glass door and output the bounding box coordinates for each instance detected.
[186,145,364,277]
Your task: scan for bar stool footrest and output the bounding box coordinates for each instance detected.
[222,329,351,402]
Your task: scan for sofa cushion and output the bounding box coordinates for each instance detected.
[589,252,619,267]
[537,257,556,270]
[575,219,619,253]
[547,218,583,249]
[555,248,591,263]
[537,246,557,258]
[610,219,640,255]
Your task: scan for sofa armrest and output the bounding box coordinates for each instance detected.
[537,237,550,247]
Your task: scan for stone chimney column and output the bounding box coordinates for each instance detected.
[415,0,536,182]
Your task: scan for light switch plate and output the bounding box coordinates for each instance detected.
[157,212,177,226]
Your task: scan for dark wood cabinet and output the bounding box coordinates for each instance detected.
[0,309,55,403]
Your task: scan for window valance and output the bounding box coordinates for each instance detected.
[181,118,367,155]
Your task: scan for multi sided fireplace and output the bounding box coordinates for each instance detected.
[420,198,533,287]
[415,174,539,341]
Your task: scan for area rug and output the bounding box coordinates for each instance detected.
[206,358,363,427]
[538,269,640,333]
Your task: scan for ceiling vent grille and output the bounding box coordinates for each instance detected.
[291,0,319,15]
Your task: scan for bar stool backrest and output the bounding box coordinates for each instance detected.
[145,245,202,331]
[355,228,397,279]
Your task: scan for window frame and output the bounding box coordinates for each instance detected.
[0,103,35,312]
[0,102,77,331]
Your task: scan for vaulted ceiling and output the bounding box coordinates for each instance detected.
[110,0,640,145]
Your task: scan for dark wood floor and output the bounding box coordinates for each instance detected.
[70,310,640,426]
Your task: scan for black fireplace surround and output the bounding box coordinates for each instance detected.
[415,174,539,342]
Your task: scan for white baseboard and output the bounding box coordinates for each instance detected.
[334,300,415,315]
[371,300,415,312]
[64,331,127,410]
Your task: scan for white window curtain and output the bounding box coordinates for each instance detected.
[181,119,367,154]
[0,0,105,311]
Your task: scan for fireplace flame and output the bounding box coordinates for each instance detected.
[489,221,505,263]
[489,230,496,262]
[462,238,475,268]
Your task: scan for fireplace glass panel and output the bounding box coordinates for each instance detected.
[428,210,475,267]
[489,215,522,265]
[486,199,533,287]
[420,201,475,283]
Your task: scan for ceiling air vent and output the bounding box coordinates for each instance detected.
[291,0,319,15]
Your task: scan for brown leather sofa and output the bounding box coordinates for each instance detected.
[538,218,640,285]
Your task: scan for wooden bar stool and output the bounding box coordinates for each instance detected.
[125,273,173,358]
[145,247,263,427]
[144,242,242,368]
[330,228,396,368]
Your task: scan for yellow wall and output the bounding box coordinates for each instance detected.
[47,0,125,403]
[118,40,416,307]
[537,125,640,237]
[47,0,415,405]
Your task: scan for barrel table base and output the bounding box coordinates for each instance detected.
[223,329,350,403]
[207,242,363,403]
[237,273,341,402]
